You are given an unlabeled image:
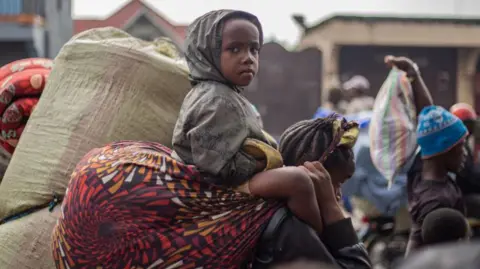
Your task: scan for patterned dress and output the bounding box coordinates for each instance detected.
[52,141,281,269]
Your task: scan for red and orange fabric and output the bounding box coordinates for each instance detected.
[0,58,52,153]
[52,141,281,269]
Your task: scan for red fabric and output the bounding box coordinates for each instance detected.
[0,58,52,80]
[0,98,38,149]
[450,103,477,121]
[52,141,281,269]
[0,58,52,154]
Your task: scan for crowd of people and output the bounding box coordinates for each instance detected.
[17,8,477,269]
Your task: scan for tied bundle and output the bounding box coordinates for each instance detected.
[0,58,53,154]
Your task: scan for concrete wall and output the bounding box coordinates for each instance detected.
[44,0,73,58]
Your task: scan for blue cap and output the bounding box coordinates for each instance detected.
[417,105,468,159]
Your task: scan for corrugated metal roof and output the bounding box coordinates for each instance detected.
[305,13,480,34]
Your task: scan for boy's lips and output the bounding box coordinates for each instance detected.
[240,69,255,75]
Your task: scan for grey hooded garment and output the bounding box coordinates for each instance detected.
[172,10,272,187]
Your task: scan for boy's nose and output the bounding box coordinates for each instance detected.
[243,52,254,64]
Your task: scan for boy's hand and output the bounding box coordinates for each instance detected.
[255,159,266,172]
[303,161,337,206]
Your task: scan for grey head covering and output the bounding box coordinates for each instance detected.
[184,9,263,86]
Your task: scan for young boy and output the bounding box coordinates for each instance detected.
[385,56,468,254]
[421,208,470,246]
[406,105,467,252]
[172,10,343,234]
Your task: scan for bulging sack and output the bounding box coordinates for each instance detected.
[0,208,58,269]
[0,27,190,219]
[369,67,417,186]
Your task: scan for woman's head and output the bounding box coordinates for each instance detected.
[279,115,359,187]
[184,10,263,87]
[450,103,477,136]
[327,87,345,106]
[417,105,468,172]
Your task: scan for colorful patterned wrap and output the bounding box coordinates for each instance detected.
[52,141,281,269]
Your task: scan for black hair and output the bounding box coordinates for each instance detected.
[279,115,352,170]
[421,208,468,245]
[222,11,264,45]
[327,88,345,106]
[463,119,475,136]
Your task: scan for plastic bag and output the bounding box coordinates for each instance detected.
[369,67,417,186]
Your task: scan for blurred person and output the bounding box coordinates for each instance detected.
[385,56,467,255]
[343,75,375,114]
[421,208,470,245]
[324,87,348,115]
[394,242,480,269]
[342,126,411,234]
[450,103,480,195]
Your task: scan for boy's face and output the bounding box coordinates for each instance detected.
[444,140,466,173]
[220,19,260,87]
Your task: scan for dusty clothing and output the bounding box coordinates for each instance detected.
[406,154,466,247]
[171,10,273,188]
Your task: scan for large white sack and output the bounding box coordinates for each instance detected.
[0,27,190,219]
[0,207,59,269]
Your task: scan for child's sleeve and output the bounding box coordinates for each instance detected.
[186,95,257,187]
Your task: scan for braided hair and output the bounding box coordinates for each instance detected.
[279,115,353,170]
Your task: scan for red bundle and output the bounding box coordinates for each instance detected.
[0,58,52,154]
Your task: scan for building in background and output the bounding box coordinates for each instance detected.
[0,0,73,65]
[74,0,187,51]
[293,14,480,111]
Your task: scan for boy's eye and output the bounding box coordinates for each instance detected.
[250,47,259,54]
[229,47,240,53]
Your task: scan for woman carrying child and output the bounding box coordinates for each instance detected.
[52,9,368,269]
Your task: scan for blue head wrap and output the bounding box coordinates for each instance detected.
[417,105,468,159]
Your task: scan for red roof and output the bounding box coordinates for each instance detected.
[74,0,187,44]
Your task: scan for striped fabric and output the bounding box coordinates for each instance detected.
[369,67,417,187]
